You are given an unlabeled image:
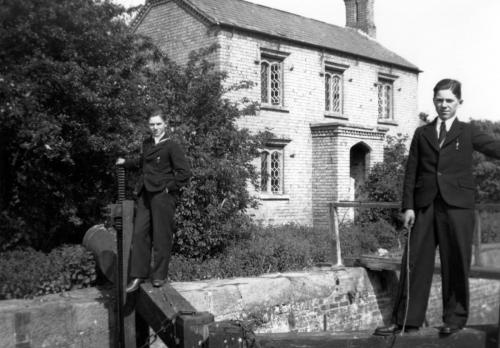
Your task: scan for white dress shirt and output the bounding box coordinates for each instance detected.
[435,115,457,138]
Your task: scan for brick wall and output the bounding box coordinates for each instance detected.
[135,3,421,227]
[135,0,217,64]
[217,29,419,226]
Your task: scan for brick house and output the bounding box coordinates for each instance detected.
[132,0,421,227]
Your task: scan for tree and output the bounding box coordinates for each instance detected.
[0,0,161,250]
[0,0,266,255]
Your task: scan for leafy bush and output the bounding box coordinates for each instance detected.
[339,219,401,258]
[357,134,408,229]
[168,223,332,281]
[0,244,96,299]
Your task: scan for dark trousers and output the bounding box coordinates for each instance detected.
[129,190,176,280]
[392,195,475,327]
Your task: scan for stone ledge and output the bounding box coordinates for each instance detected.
[0,267,499,347]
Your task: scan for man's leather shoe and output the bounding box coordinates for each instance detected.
[152,279,166,287]
[125,278,143,293]
[439,324,462,335]
[374,324,401,336]
[374,324,419,336]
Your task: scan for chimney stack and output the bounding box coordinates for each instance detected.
[344,0,376,38]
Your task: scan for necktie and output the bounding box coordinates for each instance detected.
[438,121,446,147]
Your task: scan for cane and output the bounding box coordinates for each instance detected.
[400,224,412,336]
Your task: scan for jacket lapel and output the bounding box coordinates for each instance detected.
[442,119,463,148]
[421,120,439,152]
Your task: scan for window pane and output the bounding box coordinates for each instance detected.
[332,75,341,113]
[261,62,269,104]
[325,74,331,111]
[384,85,391,119]
[270,151,281,193]
[378,84,383,119]
[261,152,269,191]
[270,63,281,105]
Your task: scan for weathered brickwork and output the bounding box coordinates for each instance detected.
[135,2,420,227]
[135,1,217,64]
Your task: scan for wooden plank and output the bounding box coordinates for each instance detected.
[348,255,500,280]
[135,283,214,347]
[329,201,500,210]
[331,201,400,209]
[257,327,488,348]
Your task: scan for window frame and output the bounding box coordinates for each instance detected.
[258,139,291,199]
[321,60,349,119]
[259,48,290,109]
[376,72,399,124]
[324,69,344,115]
[260,147,284,195]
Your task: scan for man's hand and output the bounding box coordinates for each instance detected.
[403,209,415,230]
[116,158,125,166]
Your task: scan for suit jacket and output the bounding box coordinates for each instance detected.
[124,134,191,194]
[402,119,500,210]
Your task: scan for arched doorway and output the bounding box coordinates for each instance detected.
[349,142,371,201]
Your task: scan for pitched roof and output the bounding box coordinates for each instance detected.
[135,0,420,73]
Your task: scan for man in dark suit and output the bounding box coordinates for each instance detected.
[117,107,191,292]
[375,79,500,336]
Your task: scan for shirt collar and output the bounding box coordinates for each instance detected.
[153,132,167,144]
[435,114,457,132]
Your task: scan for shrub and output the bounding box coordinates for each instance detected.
[357,134,408,229]
[0,244,96,299]
[168,223,334,281]
[478,210,500,244]
[340,219,401,258]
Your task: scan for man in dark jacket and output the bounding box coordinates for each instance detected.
[375,79,500,336]
[117,108,191,292]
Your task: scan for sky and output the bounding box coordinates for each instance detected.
[115,0,500,121]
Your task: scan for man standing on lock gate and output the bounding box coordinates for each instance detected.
[116,106,191,292]
[375,78,500,336]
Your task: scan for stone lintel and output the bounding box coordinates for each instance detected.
[310,122,388,140]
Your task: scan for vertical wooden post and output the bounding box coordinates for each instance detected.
[473,210,482,267]
[333,206,343,267]
[328,203,343,267]
[327,203,336,265]
[122,200,137,347]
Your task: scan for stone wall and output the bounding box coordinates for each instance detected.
[0,267,499,347]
